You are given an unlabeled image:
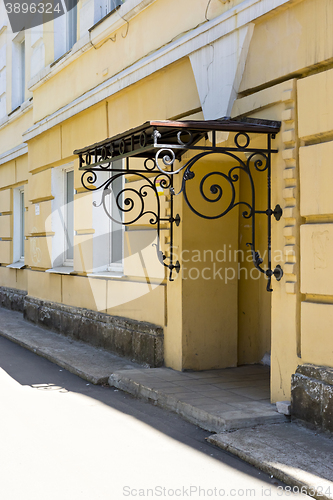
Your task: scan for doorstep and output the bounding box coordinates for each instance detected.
[109,365,287,433]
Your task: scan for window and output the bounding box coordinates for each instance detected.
[64,169,74,264]
[19,189,24,259]
[107,173,123,272]
[0,43,6,119]
[66,0,77,52]
[47,164,74,273]
[54,0,77,61]
[92,159,124,274]
[8,187,25,268]
[12,33,25,109]
[94,0,124,24]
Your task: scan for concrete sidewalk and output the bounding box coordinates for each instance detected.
[209,423,333,500]
[0,307,141,384]
[0,305,332,498]
[0,306,285,432]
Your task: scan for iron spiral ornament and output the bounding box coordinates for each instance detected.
[77,121,282,288]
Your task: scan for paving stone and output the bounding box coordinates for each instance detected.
[202,403,236,412]
[181,397,219,405]
[196,385,230,394]
[167,391,198,399]
[197,404,235,412]
[163,386,192,394]
[228,387,271,399]
[150,382,179,390]
[210,394,254,403]
[231,401,274,410]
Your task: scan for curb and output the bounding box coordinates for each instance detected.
[0,328,108,385]
[208,433,333,500]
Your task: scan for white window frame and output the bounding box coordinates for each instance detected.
[8,186,25,268]
[54,0,77,61]
[107,171,124,273]
[47,163,75,274]
[94,0,124,25]
[91,160,124,275]
[11,31,25,110]
[63,166,74,266]
[19,188,25,260]
[66,0,77,52]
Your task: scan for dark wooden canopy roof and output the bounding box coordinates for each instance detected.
[74,118,281,168]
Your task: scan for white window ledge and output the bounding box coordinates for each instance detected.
[0,98,33,133]
[0,143,28,167]
[87,271,123,279]
[45,266,74,275]
[7,261,25,269]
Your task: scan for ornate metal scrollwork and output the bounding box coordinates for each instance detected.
[76,120,282,290]
[153,131,282,291]
[80,160,180,281]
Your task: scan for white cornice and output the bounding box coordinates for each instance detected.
[23,0,294,143]
[0,143,28,166]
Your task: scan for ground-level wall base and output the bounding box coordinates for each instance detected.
[0,286,27,312]
[0,286,164,367]
[291,364,333,435]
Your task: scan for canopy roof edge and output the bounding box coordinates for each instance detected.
[73,118,281,156]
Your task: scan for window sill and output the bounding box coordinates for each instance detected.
[0,98,33,131]
[7,261,25,269]
[88,4,121,33]
[45,266,74,275]
[87,271,124,279]
[51,50,71,68]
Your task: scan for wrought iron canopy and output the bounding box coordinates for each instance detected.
[75,117,283,291]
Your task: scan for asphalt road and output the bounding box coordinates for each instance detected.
[0,335,301,500]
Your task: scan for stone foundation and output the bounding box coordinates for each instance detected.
[0,286,164,367]
[291,364,333,434]
[0,286,27,312]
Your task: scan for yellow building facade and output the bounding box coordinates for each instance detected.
[0,0,333,420]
